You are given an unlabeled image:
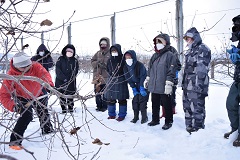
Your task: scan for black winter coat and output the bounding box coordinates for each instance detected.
[55,44,79,94]
[31,44,54,71]
[104,44,129,101]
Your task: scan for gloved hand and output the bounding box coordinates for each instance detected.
[176,71,179,78]
[229,52,240,64]
[139,86,147,96]
[226,45,240,54]
[144,76,150,89]
[164,81,173,95]
[132,87,139,96]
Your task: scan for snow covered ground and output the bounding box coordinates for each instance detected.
[0,72,240,160]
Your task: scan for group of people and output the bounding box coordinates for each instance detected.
[0,43,79,150]
[0,14,240,150]
[91,15,240,147]
[91,27,211,132]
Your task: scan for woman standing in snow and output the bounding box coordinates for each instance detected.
[91,37,111,112]
[104,44,129,121]
[55,44,79,113]
[146,33,176,130]
[182,27,211,133]
[123,50,149,124]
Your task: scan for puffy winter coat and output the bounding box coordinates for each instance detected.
[0,61,54,112]
[31,44,54,71]
[55,44,79,94]
[123,50,147,89]
[147,33,177,94]
[104,44,129,100]
[91,37,111,84]
[182,27,211,96]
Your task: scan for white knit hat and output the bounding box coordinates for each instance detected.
[12,52,32,68]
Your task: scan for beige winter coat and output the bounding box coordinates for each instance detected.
[91,37,111,84]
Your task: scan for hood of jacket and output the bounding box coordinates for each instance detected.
[184,27,202,48]
[99,37,110,50]
[109,44,123,60]
[124,50,137,68]
[36,44,50,56]
[153,33,171,53]
[61,44,76,57]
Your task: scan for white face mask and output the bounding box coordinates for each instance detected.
[66,52,73,57]
[126,59,133,66]
[156,43,165,50]
[112,52,118,57]
[39,51,44,56]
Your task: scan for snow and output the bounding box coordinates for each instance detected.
[0,72,240,160]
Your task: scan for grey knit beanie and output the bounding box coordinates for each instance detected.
[12,52,32,68]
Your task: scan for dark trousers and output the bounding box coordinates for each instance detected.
[151,93,173,124]
[10,97,52,145]
[60,97,74,111]
[226,82,240,133]
[95,84,107,110]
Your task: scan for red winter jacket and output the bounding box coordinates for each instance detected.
[0,60,54,112]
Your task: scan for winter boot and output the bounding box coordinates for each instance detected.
[233,134,240,147]
[116,117,125,122]
[140,109,148,124]
[162,122,173,130]
[148,121,160,126]
[130,110,139,123]
[224,129,237,139]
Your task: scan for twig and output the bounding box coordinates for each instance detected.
[199,14,226,33]
[133,137,140,148]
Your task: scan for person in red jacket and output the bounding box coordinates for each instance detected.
[0,52,54,150]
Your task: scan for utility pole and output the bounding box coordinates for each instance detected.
[176,0,183,57]
[176,0,184,85]
[41,32,44,44]
[21,36,24,50]
[67,23,72,44]
[111,12,116,45]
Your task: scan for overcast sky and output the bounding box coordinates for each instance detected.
[16,0,240,56]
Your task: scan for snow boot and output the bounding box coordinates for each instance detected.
[148,121,160,126]
[9,145,24,150]
[162,122,173,130]
[116,117,125,122]
[140,109,148,124]
[130,110,139,123]
[224,129,237,139]
[233,135,240,147]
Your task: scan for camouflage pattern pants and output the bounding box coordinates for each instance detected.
[182,90,206,129]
